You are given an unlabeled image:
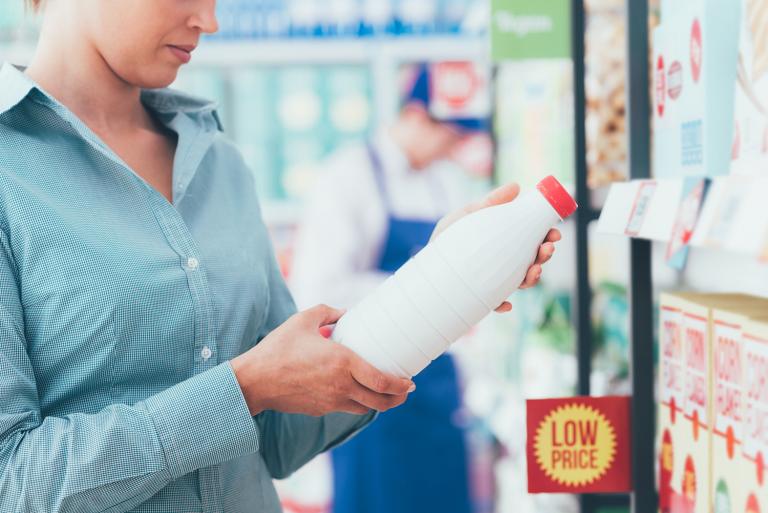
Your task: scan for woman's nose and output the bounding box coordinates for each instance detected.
[189,0,219,34]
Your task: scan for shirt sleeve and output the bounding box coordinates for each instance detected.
[254,230,376,480]
[0,228,261,513]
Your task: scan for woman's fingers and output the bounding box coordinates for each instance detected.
[535,242,556,265]
[545,228,562,243]
[349,354,414,395]
[519,264,543,289]
[494,234,559,310]
[348,382,408,412]
[301,304,346,328]
[460,183,521,217]
[481,183,521,209]
[431,182,523,243]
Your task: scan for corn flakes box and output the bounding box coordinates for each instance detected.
[737,318,768,513]
[710,297,768,513]
[658,293,710,513]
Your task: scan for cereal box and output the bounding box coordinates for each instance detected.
[658,293,710,513]
[654,0,741,179]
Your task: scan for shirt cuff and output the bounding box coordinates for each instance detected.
[141,362,260,480]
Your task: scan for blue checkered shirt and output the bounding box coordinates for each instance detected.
[0,62,374,513]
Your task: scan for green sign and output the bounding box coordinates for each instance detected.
[491,0,572,61]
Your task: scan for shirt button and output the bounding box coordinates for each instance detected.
[201,346,212,361]
[186,257,199,270]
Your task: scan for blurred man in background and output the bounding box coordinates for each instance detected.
[291,62,492,513]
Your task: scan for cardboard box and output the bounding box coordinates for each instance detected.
[730,0,768,177]
[657,293,768,513]
[733,317,768,513]
[709,297,768,513]
[657,293,711,513]
[711,305,748,513]
[652,0,741,179]
[658,294,684,513]
[653,23,676,179]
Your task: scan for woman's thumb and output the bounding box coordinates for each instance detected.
[303,304,346,328]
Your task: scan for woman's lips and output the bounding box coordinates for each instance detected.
[168,45,193,63]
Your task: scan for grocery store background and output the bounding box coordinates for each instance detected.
[3,1,768,513]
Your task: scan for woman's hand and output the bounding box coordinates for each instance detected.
[231,305,415,417]
[430,183,562,313]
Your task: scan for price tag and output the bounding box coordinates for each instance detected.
[527,396,632,493]
[625,181,657,236]
[666,177,710,269]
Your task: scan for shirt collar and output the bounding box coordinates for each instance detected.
[0,62,36,115]
[0,61,223,131]
[140,88,224,131]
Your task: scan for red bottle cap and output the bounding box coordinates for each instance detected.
[536,175,578,220]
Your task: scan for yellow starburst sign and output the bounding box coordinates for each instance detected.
[534,404,616,487]
[527,397,632,493]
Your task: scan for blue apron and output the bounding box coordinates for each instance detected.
[331,143,472,513]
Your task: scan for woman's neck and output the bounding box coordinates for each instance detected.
[25,6,152,134]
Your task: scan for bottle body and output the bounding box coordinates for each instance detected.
[332,180,570,378]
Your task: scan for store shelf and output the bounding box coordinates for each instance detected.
[597,179,682,240]
[597,176,768,259]
[192,36,488,66]
[1,36,488,68]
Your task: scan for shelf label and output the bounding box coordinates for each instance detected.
[625,181,657,236]
[666,177,710,270]
[491,0,571,61]
[527,396,632,493]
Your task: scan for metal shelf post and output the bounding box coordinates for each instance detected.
[573,0,655,510]
[625,0,656,511]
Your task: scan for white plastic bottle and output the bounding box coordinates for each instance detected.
[331,175,578,378]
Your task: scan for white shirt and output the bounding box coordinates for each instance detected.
[290,129,484,310]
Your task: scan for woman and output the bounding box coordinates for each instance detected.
[0,1,559,512]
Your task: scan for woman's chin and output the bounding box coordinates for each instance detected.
[134,66,180,90]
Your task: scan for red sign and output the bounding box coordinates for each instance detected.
[656,55,666,117]
[431,62,481,109]
[527,396,632,493]
[690,18,702,83]
[428,62,490,121]
[668,60,683,100]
